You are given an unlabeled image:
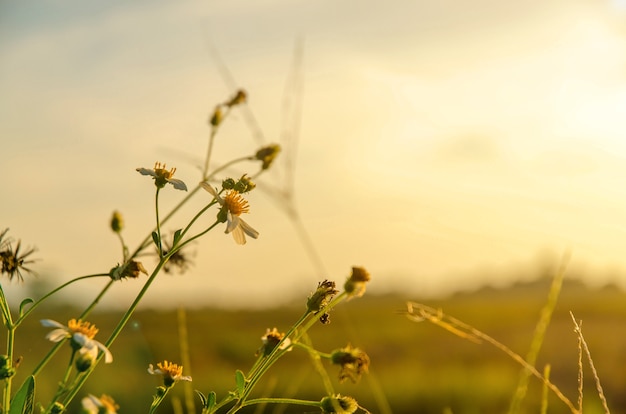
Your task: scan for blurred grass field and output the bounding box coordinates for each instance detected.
[5,276,626,414]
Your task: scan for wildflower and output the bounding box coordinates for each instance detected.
[110,211,124,233]
[320,394,358,414]
[306,280,338,314]
[200,182,259,245]
[344,266,371,299]
[136,162,187,191]
[225,89,247,107]
[148,360,192,388]
[108,260,148,280]
[330,344,370,383]
[40,319,113,363]
[257,327,292,357]
[255,144,281,170]
[0,229,37,282]
[81,394,119,414]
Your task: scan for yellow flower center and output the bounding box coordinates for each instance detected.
[223,191,250,216]
[157,360,184,379]
[153,162,176,180]
[68,319,99,339]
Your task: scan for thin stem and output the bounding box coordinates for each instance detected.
[149,387,172,414]
[300,333,334,395]
[239,397,321,410]
[0,284,14,412]
[155,187,163,257]
[14,274,108,328]
[58,225,220,408]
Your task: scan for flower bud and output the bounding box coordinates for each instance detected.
[110,211,124,233]
[330,344,370,383]
[226,89,247,107]
[255,144,281,170]
[210,106,223,126]
[344,266,371,299]
[234,175,255,193]
[50,402,65,414]
[0,355,15,379]
[222,178,236,190]
[320,394,358,414]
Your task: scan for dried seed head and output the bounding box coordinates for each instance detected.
[306,280,338,314]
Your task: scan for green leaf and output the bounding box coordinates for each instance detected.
[173,229,183,244]
[18,298,34,317]
[151,231,160,247]
[195,390,207,408]
[207,391,216,410]
[235,370,246,397]
[9,375,35,414]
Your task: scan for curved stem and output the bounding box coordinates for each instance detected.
[57,226,218,408]
[14,274,108,328]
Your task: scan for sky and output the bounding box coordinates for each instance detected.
[2,0,626,309]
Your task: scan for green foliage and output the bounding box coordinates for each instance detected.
[9,376,35,414]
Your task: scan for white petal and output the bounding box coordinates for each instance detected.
[148,364,163,375]
[230,225,246,245]
[45,329,69,343]
[200,182,220,199]
[168,178,188,191]
[81,395,100,412]
[94,341,113,363]
[225,213,240,234]
[136,168,157,177]
[239,218,259,239]
[40,319,65,329]
[178,375,193,382]
[73,333,89,347]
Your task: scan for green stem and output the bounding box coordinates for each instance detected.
[129,155,253,260]
[30,278,113,378]
[228,312,311,414]
[239,397,321,409]
[44,350,76,413]
[0,284,14,412]
[14,274,108,328]
[155,187,163,257]
[300,333,334,395]
[57,225,219,408]
[149,387,171,414]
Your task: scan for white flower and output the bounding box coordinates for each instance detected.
[41,319,113,363]
[200,182,259,245]
[148,360,192,387]
[81,394,118,414]
[136,162,187,191]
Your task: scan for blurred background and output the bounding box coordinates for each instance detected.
[2,0,626,413]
